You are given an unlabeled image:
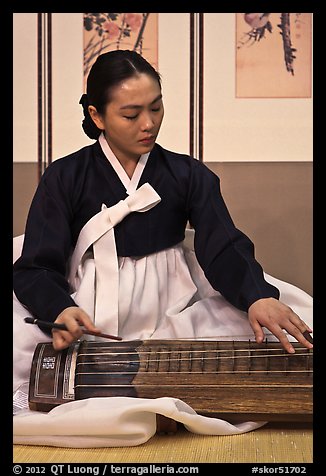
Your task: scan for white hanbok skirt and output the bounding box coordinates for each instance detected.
[13,233,313,447]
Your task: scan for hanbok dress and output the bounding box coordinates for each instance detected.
[13,133,313,446]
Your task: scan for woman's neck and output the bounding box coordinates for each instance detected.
[103,135,140,179]
[118,158,139,179]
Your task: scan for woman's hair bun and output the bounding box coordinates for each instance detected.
[79,93,102,140]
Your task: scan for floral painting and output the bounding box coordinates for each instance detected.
[83,13,158,88]
[236,13,312,98]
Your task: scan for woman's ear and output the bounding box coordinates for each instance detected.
[88,106,105,130]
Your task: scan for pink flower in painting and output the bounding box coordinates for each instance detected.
[83,13,152,77]
[125,13,142,31]
[103,21,120,38]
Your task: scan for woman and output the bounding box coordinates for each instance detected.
[13,50,312,355]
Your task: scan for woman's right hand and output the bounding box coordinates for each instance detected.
[51,306,100,350]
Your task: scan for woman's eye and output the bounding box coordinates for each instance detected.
[124,115,138,120]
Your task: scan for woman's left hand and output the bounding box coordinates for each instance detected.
[248,297,313,353]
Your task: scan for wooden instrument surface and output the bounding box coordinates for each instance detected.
[29,339,313,422]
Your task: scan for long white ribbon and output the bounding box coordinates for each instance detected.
[68,182,161,334]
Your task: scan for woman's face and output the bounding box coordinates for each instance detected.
[90,73,164,162]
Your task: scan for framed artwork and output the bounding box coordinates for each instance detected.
[236,13,312,98]
[83,13,158,88]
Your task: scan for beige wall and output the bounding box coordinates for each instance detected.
[13,14,312,164]
[209,162,312,296]
[13,161,312,296]
[13,164,39,237]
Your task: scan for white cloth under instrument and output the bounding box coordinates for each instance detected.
[13,226,313,447]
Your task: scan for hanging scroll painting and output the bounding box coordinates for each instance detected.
[83,13,158,88]
[236,13,312,98]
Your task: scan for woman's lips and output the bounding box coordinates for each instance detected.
[139,136,155,144]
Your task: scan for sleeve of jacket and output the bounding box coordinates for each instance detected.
[187,159,280,312]
[13,163,77,323]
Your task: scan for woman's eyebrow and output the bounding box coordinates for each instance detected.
[120,94,162,110]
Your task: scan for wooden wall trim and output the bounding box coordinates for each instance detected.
[37,13,52,181]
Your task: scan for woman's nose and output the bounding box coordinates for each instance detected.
[140,113,155,131]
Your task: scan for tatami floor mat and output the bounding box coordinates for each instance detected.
[13,422,313,464]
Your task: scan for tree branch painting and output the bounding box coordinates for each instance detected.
[236,13,312,98]
[83,13,158,86]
